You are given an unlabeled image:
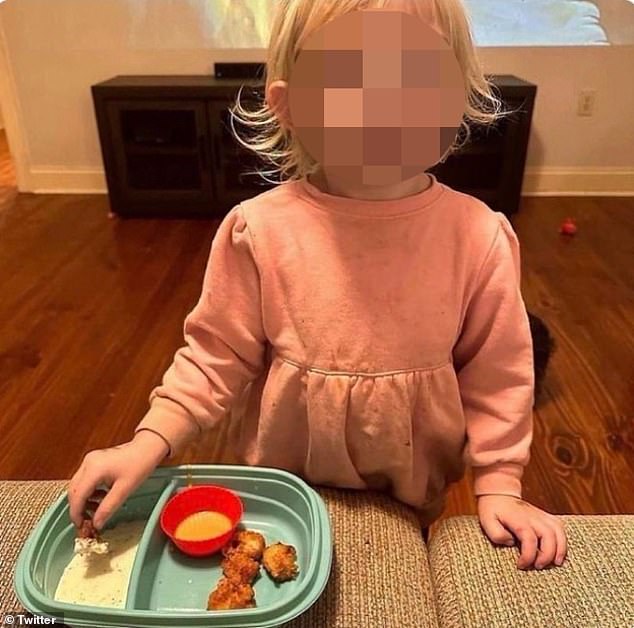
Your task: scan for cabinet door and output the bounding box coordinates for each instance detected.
[428,89,534,216]
[429,119,507,207]
[207,100,275,212]
[105,100,216,216]
[497,95,535,215]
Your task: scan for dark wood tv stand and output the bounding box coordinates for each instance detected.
[92,75,536,218]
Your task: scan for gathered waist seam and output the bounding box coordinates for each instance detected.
[276,354,452,378]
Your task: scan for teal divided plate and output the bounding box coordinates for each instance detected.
[14,465,332,628]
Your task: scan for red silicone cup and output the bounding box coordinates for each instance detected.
[160,485,243,557]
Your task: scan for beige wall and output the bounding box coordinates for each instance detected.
[480,46,633,168]
[479,46,634,194]
[0,0,632,194]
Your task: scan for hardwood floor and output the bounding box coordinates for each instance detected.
[0,168,632,522]
[512,196,634,516]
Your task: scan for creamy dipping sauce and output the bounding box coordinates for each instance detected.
[174,511,232,541]
[55,520,145,608]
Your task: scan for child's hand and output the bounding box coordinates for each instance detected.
[477,495,567,570]
[68,430,169,531]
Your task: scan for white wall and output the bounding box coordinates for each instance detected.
[0,0,632,194]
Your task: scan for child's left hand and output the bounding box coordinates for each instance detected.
[477,495,567,570]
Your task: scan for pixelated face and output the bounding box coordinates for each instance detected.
[287,9,467,186]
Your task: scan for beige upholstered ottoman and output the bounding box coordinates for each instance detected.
[429,515,634,628]
[0,481,439,628]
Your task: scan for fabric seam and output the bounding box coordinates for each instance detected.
[278,355,452,378]
[295,181,447,220]
[237,203,268,340]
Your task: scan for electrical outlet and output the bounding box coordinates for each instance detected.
[577,89,597,117]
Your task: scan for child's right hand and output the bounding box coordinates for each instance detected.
[68,430,169,530]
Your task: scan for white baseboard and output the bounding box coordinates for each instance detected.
[523,167,634,196]
[23,165,634,196]
[28,167,107,194]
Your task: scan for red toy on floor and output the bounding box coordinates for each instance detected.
[559,218,578,236]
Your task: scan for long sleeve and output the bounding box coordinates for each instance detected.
[453,215,534,498]
[136,206,267,456]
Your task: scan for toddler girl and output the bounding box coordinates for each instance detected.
[70,0,567,570]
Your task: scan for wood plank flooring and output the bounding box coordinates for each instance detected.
[0,146,631,522]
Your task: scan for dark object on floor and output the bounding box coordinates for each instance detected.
[528,312,555,405]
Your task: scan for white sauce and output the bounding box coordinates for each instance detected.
[55,520,145,608]
[74,537,110,556]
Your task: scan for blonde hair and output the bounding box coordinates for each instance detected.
[231,0,514,184]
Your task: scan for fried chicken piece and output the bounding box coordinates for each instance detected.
[207,577,255,610]
[262,543,299,582]
[222,529,266,561]
[236,530,266,560]
[74,518,109,556]
[78,518,97,539]
[222,550,260,584]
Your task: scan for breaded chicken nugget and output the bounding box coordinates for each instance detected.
[236,530,266,560]
[207,577,255,610]
[222,550,260,584]
[78,518,98,539]
[222,529,266,561]
[262,543,299,582]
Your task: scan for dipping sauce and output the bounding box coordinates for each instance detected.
[54,520,145,609]
[174,511,232,541]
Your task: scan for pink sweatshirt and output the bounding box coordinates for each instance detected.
[137,174,534,521]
